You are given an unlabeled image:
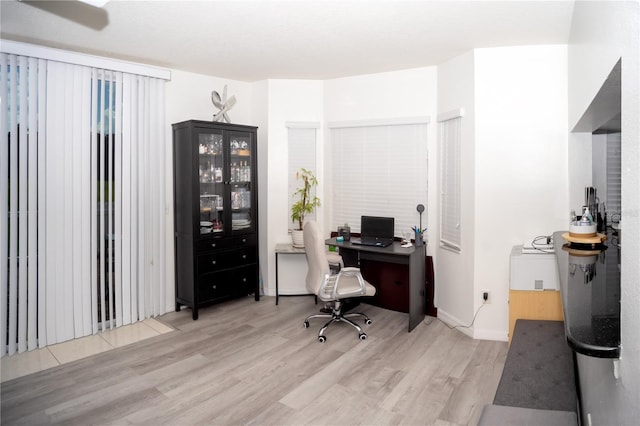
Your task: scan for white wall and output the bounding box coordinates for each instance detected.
[249,80,269,296]
[473,45,569,340]
[323,67,438,253]
[164,70,253,309]
[260,80,324,296]
[166,70,254,126]
[436,50,477,332]
[436,46,569,341]
[568,2,640,423]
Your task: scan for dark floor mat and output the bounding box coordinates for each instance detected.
[493,320,577,412]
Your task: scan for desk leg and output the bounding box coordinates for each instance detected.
[275,252,279,305]
[408,248,426,332]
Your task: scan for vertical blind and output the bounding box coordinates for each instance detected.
[330,123,428,237]
[438,113,462,251]
[1,52,167,357]
[287,126,317,229]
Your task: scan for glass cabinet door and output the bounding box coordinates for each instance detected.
[198,130,224,235]
[228,130,254,234]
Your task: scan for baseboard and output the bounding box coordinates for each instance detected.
[436,308,508,342]
[436,309,473,338]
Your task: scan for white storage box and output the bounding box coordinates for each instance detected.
[510,245,559,290]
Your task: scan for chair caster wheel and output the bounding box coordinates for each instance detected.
[365,319,372,325]
[318,336,326,343]
[303,321,310,328]
[359,333,367,340]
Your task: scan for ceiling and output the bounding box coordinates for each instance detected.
[1,0,575,82]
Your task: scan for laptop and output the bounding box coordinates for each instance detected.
[351,216,395,248]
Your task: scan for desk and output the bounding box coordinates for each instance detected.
[325,238,425,332]
[274,243,313,305]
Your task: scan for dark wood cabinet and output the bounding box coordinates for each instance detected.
[172,120,259,320]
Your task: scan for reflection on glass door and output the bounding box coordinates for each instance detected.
[199,131,224,234]
[229,131,253,234]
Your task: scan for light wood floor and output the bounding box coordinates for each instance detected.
[1,296,507,425]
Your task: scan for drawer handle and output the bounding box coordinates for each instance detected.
[242,238,246,243]
[242,278,247,282]
[242,254,246,259]
[211,243,216,248]
[211,260,217,265]
[212,285,217,290]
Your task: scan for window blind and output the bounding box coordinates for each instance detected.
[1,52,167,357]
[606,132,621,222]
[287,126,317,229]
[438,114,462,251]
[330,123,428,237]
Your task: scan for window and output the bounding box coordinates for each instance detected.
[606,133,621,222]
[438,111,463,252]
[287,125,318,230]
[330,120,428,237]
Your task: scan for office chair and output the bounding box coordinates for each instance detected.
[326,251,343,274]
[302,221,376,342]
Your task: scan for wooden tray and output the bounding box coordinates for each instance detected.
[561,245,606,256]
[561,232,607,247]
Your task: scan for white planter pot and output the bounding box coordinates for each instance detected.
[291,229,305,248]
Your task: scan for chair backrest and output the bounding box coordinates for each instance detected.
[303,221,331,294]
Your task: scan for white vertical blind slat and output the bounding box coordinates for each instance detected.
[98,69,107,329]
[17,55,29,353]
[114,71,123,327]
[149,77,164,316]
[157,77,167,316]
[7,54,19,355]
[45,61,61,344]
[136,78,146,320]
[37,59,47,348]
[62,63,76,341]
[107,70,115,330]
[26,57,40,351]
[90,68,99,334]
[79,66,93,336]
[0,54,9,357]
[129,76,139,321]
[121,73,132,325]
[71,64,84,337]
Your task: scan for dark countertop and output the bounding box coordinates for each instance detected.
[553,230,621,358]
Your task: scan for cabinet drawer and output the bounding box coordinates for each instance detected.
[198,265,256,302]
[196,234,257,253]
[197,247,256,274]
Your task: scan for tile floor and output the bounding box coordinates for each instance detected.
[1,318,174,383]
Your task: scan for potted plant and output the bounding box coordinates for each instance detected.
[290,168,321,247]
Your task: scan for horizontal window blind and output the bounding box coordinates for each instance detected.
[438,114,462,251]
[288,127,317,229]
[330,123,428,237]
[606,132,621,222]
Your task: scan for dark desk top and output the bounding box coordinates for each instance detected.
[553,230,620,358]
[325,237,419,257]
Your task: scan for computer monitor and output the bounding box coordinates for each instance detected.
[360,216,394,241]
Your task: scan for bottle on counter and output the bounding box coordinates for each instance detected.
[581,206,593,224]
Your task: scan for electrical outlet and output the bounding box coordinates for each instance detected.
[482,290,491,304]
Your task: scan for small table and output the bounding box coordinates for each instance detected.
[274,243,314,305]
